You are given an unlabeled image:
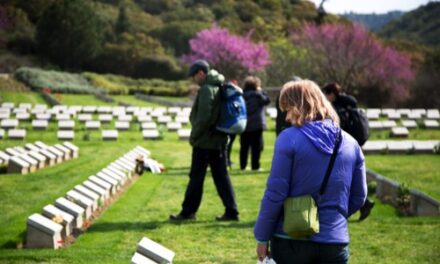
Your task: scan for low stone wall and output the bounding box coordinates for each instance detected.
[366,170,440,216]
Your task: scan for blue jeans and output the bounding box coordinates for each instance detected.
[271,236,349,264]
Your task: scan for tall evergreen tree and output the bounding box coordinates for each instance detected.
[115,4,131,35]
[36,0,103,69]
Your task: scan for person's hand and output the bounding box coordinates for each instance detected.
[256,243,268,261]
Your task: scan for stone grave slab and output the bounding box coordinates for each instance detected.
[410,190,440,216]
[8,129,26,140]
[113,160,134,176]
[367,121,383,130]
[5,147,21,156]
[424,120,439,129]
[28,151,47,169]
[407,111,422,120]
[108,163,130,179]
[118,115,133,122]
[112,107,126,116]
[177,129,191,140]
[94,173,120,192]
[115,121,130,130]
[175,116,189,124]
[66,190,95,218]
[97,106,112,114]
[14,146,26,154]
[127,106,140,114]
[141,122,157,130]
[46,146,64,163]
[85,120,101,130]
[102,130,118,141]
[7,156,30,174]
[82,106,97,113]
[1,119,19,129]
[142,130,160,140]
[54,197,85,229]
[78,114,93,123]
[1,102,14,108]
[362,141,387,154]
[131,252,157,264]
[157,116,172,124]
[167,107,181,115]
[16,112,31,121]
[38,148,57,166]
[26,213,63,249]
[0,112,10,120]
[166,122,182,131]
[13,108,27,114]
[88,175,115,195]
[103,167,126,182]
[413,140,439,154]
[137,237,175,264]
[386,111,401,120]
[399,109,412,117]
[74,184,103,205]
[36,113,51,120]
[25,143,41,152]
[0,128,3,139]
[137,115,152,123]
[97,171,124,186]
[58,120,75,130]
[18,103,31,109]
[56,114,71,121]
[0,151,11,165]
[83,180,110,201]
[35,141,50,149]
[19,154,38,172]
[62,142,79,159]
[387,141,413,154]
[132,147,151,158]
[381,120,397,129]
[57,130,75,141]
[54,144,72,160]
[391,127,409,138]
[32,120,48,130]
[426,109,440,119]
[98,114,113,123]
[120,156,136,169]
[401,120,418,129]
[375,176,399,205]
[42,204,74,238]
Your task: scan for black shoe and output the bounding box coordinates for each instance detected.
[215,214,239,221]
[169,213,196,221]
[359,200,375,221]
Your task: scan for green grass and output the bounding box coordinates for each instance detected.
[369,129,440,140]
[0,124,439,263]
[0,91,46,105]
[57,94,117,106]
[366,155,440,200]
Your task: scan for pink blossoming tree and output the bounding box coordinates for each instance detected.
[182,25,271,80]
[292,23,414,104]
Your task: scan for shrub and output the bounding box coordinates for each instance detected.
[14,67,98,94]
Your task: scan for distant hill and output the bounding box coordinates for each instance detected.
[343,11,405,32]
[379,2,440,47]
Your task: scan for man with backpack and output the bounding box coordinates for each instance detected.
[322,82,374,221]
[170,60,240,221]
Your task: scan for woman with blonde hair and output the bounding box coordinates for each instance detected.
[254,80,366,264]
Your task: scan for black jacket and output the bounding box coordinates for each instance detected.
[243,90,270,132]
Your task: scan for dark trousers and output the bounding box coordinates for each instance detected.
[271,236,349,264]
[181,147,239,217]
[226,134,236,166]
[239,130,263,170]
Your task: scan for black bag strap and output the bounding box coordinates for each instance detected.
[319,129,342,195]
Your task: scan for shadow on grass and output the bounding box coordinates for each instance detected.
[0,231,26,249]
[204,220,256,229]
[87,220,169,233]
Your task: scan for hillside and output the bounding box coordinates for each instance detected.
[380,1,440,47]
[343,11,404,32]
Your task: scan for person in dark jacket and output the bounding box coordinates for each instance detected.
[275,76,302,136]
[254,80,367,264]
[322,82,375,221]
[170,60,239,221]
[239,76,270,171]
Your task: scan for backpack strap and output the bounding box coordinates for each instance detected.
[319,129,342,196]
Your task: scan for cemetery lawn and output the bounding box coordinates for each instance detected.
[0,128,439,263]
[57,94,117,106]
[366,155,440,200]
[0,91,46,105]
[369,129,440,140]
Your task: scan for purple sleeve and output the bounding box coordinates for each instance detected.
[348,147,367,216]
[254,131,294,242]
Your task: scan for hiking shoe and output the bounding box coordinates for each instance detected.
[169,213,196,221]
[359,199,375,221]
[215,214,239,221]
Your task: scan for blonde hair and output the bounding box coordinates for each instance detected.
[279,80,339,126]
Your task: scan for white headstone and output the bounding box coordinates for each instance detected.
[46,146,64,163]
[88,175,115,195]
[58,120,75,130]
[131,252,157,264]
[401,120,418,129]
[142,130,160,140]
[1,119,19,129]
[102,130,118,141]
[177,129,191,140]
[362,141,387,154]
[38,148,57,166]
[8,129,26,140]
[98,114,113,123]
[175,116,189,124]
[97,171,123,186]
[137,237,175,264]
[94,173,120,192]
[424,120,439,129]
[98,106,112,114]
[35,141,50,149]
[57,130,75,141]
[7,156,30,174]
[54,144,72,160]
[36,113,51,120]
[28,151,47,169]
[54,197,85,229]
[85,120,101,130]
[118,115,132,122]
[63,142,79,159]
[115,121,130,130]
[387,141,413,154]
[157,116,172,124]
[16,112,31,121]
[413,140,439,154]
[137,115,152,123]
[78,114,93,123]
[26,213,63,249]
[42,204,74,238]
[0,129,3,139]
[141,122,157,130]
[166,122,182,131]
[82,106,97,113]
[83,180,110,201]
[426,109,440,119]
[65,190,95,218]
[74,185,103,205]
[32,120,48,130]
[391,127,409,137]
[381,120,397,129]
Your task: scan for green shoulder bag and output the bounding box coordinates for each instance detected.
[283,129,341,239]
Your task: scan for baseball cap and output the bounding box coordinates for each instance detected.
[188,60,210,77]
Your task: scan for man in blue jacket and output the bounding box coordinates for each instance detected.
[170,60,239,221]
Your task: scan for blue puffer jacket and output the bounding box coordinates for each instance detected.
[254,120,366,244]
